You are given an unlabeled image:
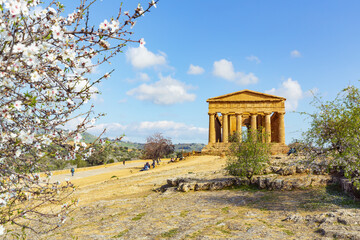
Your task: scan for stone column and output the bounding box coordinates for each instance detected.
[208,113,216,144]
[278,112,285,144]
[236,113,242,141]
[222,113,229,143]
[265,113,271,143]
[250,114,257,130]
[250,114,257,140]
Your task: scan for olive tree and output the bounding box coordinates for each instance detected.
[144,133,174,160]
[0,0,157,236]
[303,85,360,181]
[226,130,270,180]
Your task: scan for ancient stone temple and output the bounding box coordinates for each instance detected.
[201,89,288,155]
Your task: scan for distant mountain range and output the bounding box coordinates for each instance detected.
[82,132,206,152]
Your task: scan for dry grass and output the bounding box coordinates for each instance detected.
[25,155,359,239]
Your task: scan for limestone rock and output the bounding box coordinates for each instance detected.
[282,214,303,223]
[317,226,360,240]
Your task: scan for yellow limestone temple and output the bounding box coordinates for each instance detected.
[201,89,288,155]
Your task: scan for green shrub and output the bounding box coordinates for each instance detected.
[226,130,270,180]
[303,85,360,182]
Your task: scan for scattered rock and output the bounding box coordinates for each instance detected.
[317,226,360,240]
[282,214,303,223]
[286,210,360,239]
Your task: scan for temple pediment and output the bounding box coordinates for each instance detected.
[207,90,285,102]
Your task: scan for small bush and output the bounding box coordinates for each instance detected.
[160,228,178,238]
[131,212,146,221]
[226,130,270,180]
[112,229,129,238]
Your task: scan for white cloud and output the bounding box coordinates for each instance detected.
[62,117,86,130]
[127,75,196,105]
[62,118,208,143]
[126,45,166,69]
[212,59,258,85]
[246,55,261,64]
[290,50,301,58]
[86,120,208,143]
[126,72,151,83]
[88,122,127,136]
[187,64,205,75]
[138,72,150,82]
[265,78,303,111]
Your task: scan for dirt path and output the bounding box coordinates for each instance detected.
[50,160,147,185]
[70,155,223,204]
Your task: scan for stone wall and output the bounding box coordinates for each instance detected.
[156,154,359,200]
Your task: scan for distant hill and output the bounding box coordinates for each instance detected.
[174,143,205,152]
[115,141,145,149]
[81,132,205,152]
[114,141,205,152]
[82,132,98,143]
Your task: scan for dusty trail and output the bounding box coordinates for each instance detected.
[69,156,223,204]
[50,160,146,185]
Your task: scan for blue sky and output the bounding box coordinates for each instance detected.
[66,0,360,144]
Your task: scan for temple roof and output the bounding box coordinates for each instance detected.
[207,89,286,102]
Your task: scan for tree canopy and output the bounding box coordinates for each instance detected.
[144,133,174,160]
[303,85,360,180]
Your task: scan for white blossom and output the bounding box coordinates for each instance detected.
[0,225,4,236]
[19,131,34,144]
[0,198,7,207]
[67,12,76,23]
[99,19,110,30]
[151,0,157,8]
[42,136,52,145]
[15,149,21,157]
[13,43,25,53]
[74,133,82,143]
[30,71,41,82]
[139,38,146,47]
[110,20,119,32]
[67,99,74,106]
[13,101,22,110]
[52,25,64,40]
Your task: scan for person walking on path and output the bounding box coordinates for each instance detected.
[71,167,75,176]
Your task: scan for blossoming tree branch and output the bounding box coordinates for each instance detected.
[0,0,157,236]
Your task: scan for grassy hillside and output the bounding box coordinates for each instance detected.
[82,132,206,152]
[174,143,205,152]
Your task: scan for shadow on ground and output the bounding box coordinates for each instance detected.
[201,184,360,213]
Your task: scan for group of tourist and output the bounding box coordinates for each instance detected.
[140,158,161,171]
[139,156,187,171]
